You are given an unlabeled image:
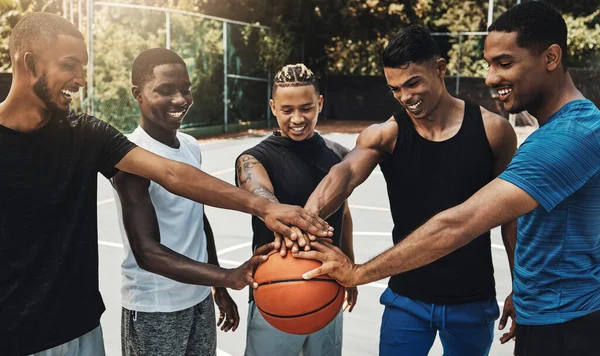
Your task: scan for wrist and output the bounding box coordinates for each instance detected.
[350,263,364,287]
[252,197,271,219]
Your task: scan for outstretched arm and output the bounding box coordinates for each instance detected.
[115,147,333,239]
[482,108,519,343]
[304,119,397,218]
[113,171,268,290]
[298,178,538,287]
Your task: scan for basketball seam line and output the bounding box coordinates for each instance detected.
[256,277,335,287]
[255,284,342,319]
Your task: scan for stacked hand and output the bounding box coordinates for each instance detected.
[226,242,276,290]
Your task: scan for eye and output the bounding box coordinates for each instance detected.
[499,62,512,68]
[282,109,292,115]
[302,107,313,112]
[407,80,419,88]
[62,63,74,70]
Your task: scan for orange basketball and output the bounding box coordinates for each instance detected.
[253,250,344,335]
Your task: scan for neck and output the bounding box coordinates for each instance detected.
[409,92,462,132]
[140,116,179,148]
[0,88,54,132]
[529,72,585,125]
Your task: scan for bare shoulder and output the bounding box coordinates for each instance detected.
[479,106,517,155]
[356,117,398,154]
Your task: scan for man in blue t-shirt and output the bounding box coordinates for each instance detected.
[297,3,600,356]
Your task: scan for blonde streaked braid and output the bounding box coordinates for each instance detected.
[272,63,319,96]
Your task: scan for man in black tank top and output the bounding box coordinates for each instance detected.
[297,26,518,356]
[235,64,357,356]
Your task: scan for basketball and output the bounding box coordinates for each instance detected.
[252,250,344,335]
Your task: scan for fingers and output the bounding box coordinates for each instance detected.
[499,309,509,330]
[348,288,358,313]
[302,265,327,280]
[254,241,276,256]
[296,209,333,237]
[273,233,282,250]
[217,311,225,327]
[294,250,325,262]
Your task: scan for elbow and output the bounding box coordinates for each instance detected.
[132,245,158,273]
[434,209,472,250]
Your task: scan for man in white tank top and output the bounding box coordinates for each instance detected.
[113,48,245,356]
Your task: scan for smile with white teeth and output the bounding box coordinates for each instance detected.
[61,89,76,98]
[407,100,422,111]
[167,110,185,118]
[497,88,512,97]
[290,125,306,132]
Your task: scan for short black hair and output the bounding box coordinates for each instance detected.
[488,1,568,70]
[272,63,319,97]
[9,12,84,58]
[131,48,187,88]
[382,25,440,68]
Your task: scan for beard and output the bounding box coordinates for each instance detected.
[33,71,67,116]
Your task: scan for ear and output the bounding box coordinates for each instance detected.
[545,44,562,72]
[23,52,37,77]
[131,85,142,103]
[317,95,324,113]
[269,98,277,117]
[435,58,447,78]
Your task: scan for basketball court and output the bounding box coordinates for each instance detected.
[96,131,520,356]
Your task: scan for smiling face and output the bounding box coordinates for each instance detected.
[270,84,322,141]
[135,63,192,132]
[484,31,548,114]
[28,34,87,114]
[383,59,446,120]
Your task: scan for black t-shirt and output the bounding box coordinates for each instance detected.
[237,132,349,252]
[0,112,136,355]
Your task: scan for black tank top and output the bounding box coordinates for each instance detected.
[379,101,496,304]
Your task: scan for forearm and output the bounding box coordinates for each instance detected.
[305,163,355,218]
[340,205,355,262]
[354,207,471,285]
[161,160,270,218]
[501,219,517,279]
[135,242,233,287]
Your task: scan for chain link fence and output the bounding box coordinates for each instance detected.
[78,2,271,133]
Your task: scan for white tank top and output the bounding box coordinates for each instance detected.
[114,127,211,312]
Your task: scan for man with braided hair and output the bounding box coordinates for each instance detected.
[235,64,357,356]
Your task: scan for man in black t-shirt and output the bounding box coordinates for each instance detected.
[0,13,332,356]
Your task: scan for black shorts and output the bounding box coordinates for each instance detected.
[515,310,600,356]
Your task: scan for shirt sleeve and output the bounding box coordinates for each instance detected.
[499,125,600,212]
[86,116,137,179]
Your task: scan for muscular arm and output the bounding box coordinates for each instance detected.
[340,203,354,262]
[482,108,518,277]
[113,171,233,287]
[304,119,397,218]
[350,178,538,286]
[236,154,278,203]
[115,147,331,238]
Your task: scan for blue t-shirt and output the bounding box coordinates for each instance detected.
[499,100,600,326]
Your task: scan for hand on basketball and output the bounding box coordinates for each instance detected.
[274,227,313,256]
[213,287,240,332]
[262,202,333,241]
[499,292,517,344]
[295,240,359,287]
[344,287,358,312]
[227,242,276,290]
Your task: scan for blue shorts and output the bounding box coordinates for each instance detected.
[379,288,499,356]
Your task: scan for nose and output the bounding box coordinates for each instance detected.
[485,67,500,88]
[172,91,187,106]
[400,91,412,105]
[74,67,86,88]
